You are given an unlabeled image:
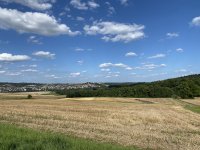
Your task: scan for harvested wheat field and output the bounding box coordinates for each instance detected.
[0,92,200,150]
[183,98,200,106]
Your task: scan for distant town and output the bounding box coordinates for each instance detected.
[0,82,103,93]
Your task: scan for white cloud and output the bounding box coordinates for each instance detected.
[70,72,81,77]
[176,48,184,52]
[191,16,200,26]
[105,2,115,16]
[74,48,92,52]
[100,63,126,68]
[101,68,110,72]
[105,74,119,78]
[77,60,84,65]
[0,0,54,11]
[30,64,37,68]
[148,54,166,59]
[75,48,85,51]
[84,21,145,43]
[70,0,99,10]
[131,72,136,75]
[70,0,88,10]
[0,70,5,74]
[125,52,137,57]
[45,74,60,79]
[76,16,85,21]
[87,1,99,9]
[33,51,55,59]
[99,62,132,70]
[166,32,179,38]
[0,53,30,62]
[108,6,115,15]
[28,36,42,44]
[125,67,132,70]
[160,64,167,67]
[105,71,120,78]
[7,72,22,76]
[0,7,80,36]
[21,69,38,72]
[135,63,167,70]
[120,0,128,5]
[59,12,66,17]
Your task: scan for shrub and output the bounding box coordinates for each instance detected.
[27,94,32,99]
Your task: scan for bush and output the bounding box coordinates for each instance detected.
[27,94,32,99]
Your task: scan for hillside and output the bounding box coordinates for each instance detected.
[56,74,200,99]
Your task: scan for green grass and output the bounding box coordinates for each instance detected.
[0,123,138,150]
[185,105,200,114]
[174,99,200,114]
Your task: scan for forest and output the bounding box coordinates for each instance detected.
[55,74,200,99]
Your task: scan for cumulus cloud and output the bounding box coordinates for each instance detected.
[84,21,145,42]
[148,54,166,59]
[99,62,132,70]
[0,7,80,36]
[166,32,179,38]
[0,53,30,62]
[125,52,137,57]
[69,72,81,77]
[33,51,55,59]
[0,0,54,11]
[191,16,200,26]
[70,0,99,10]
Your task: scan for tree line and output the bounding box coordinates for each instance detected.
[55,74,200,99]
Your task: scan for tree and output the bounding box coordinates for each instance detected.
[174,82,193,99]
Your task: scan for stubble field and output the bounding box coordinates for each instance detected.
[0,92,200,150]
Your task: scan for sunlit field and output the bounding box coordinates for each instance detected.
[1,92,200,150]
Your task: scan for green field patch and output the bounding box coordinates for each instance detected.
[0,123,139,150]
[185,105,200,114]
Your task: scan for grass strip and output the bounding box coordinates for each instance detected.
[0,123,139,150]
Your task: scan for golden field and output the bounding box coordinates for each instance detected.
[0,92,200,150]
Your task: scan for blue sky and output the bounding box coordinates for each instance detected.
[0,0,200,83]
